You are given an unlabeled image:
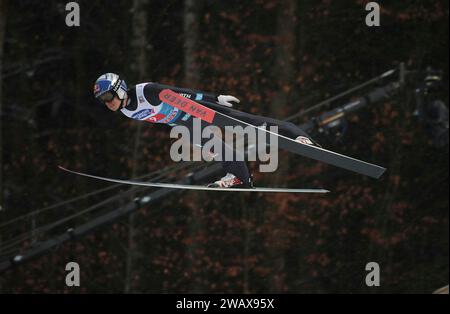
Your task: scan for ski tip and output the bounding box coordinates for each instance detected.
[58,165,74,174]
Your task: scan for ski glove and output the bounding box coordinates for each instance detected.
[217,95,240,107]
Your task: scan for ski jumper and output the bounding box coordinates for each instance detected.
[121,82,317,183]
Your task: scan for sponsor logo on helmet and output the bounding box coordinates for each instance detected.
[132,109,154,120]
[93,84,100,94]
[138,96,145,103]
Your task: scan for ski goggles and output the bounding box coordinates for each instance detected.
[97,91,116,103]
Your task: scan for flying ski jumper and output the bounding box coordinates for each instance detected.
[93,73,326,188]
[83,72,385,192]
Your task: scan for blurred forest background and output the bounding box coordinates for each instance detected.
[0,0,448,293]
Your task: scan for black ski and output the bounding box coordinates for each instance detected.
[159,89,386,179]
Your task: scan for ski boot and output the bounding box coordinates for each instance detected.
[207,173,254,188]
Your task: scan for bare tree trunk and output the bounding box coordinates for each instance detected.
[268,0,298,293]
[0,0,6,292]
[125,0,148,294]
[270,0,298,183]
[184,0,200,86]
[0,0,5,213]
[183,0,205,293]
[271,0,297,117]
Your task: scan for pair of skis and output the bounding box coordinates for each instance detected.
[60,90,386,193]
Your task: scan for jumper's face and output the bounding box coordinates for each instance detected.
[96,89,122,111]
[104,95,122,111]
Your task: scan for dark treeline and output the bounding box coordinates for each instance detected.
[0,0,448,293]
